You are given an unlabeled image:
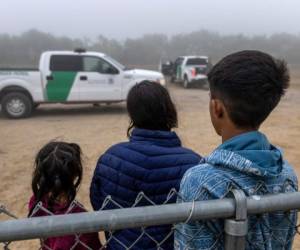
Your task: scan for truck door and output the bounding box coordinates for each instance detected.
[45,55,81,102]
[78,56,122,101]
[174,57,184,81]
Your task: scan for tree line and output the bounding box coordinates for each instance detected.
[1,29,300,68]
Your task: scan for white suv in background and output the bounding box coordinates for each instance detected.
[170,56,212,88]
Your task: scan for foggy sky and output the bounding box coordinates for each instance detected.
[1,0,300,40]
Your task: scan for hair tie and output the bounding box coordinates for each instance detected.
[53,145,59,155]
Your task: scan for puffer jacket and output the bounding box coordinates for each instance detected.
[90,128,201,250]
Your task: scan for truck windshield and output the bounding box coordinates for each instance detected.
[186,58,208,65]
[104,56,126,70]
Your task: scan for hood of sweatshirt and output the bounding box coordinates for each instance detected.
[205,131,283,178]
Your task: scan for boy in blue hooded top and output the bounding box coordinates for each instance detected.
[175,50,298,250]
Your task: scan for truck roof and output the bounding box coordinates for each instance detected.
[180,55,209,59]
[42,51,106,57]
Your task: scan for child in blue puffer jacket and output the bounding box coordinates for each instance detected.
[90,81,201,250]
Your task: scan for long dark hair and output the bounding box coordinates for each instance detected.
[127,81,178,136]
[28,141,83,216]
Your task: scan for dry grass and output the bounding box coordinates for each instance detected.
[0,70,300,249]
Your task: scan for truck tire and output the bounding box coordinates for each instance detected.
[1,92,33,118]
[201,79,209,90]
[170,76,175,83]
[183,75,190,89]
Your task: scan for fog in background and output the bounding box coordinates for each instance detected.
[1,0,300,39]
[1,0,300,67]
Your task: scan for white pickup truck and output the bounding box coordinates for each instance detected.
[170,56,211,88]
[0,49,165,118]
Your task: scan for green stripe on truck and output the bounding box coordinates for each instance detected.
[46,72,77,101]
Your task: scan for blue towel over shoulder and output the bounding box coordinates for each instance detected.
[175,131,298,250]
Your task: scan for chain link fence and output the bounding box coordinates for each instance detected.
[0,189,300,250]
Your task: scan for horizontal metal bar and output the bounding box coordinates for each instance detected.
[247,192,300,214]
[0,192,299,242]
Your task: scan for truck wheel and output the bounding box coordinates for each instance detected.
[201,79,209,90]
[1,92,33,118]
[170,76,175,83]
[183,76,190,89]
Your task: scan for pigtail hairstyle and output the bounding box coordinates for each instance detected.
[28,141,83,216]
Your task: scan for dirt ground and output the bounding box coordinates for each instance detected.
[0,71,300,249]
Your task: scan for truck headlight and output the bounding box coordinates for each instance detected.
[158,78,166,86]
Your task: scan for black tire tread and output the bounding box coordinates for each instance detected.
[1,92,33,119]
